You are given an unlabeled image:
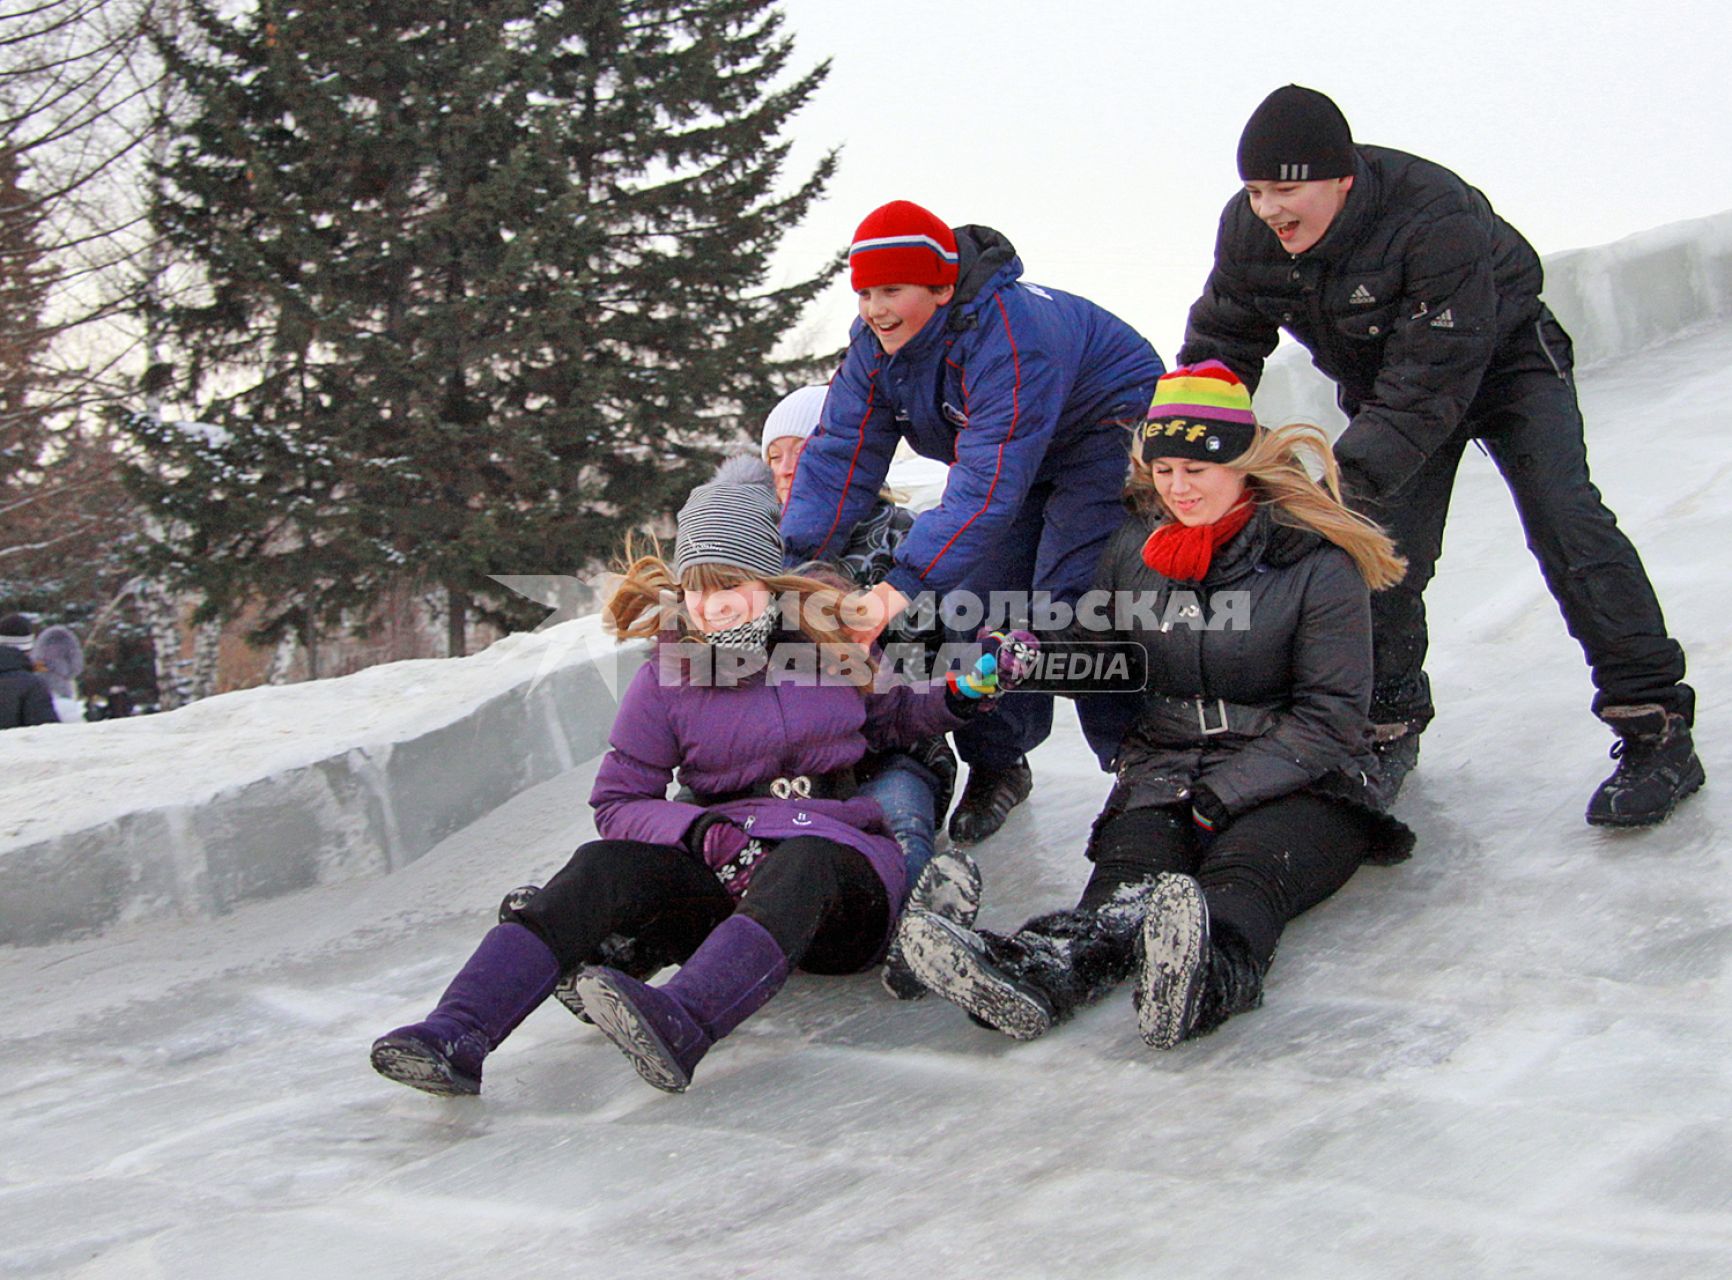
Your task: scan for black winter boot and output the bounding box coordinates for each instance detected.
[1370,723,1421,806]
[947,758,1033,845]
[1134,874,1266,1049]
[901,881,1156,1040]
[1587,705,1705,828]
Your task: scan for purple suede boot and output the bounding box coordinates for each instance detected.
[371,923,561,1097]
[573,914,790,1094]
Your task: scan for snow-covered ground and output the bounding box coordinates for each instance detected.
[3,217,1730,1277]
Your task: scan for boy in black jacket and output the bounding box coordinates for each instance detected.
[1179,84,1701,828]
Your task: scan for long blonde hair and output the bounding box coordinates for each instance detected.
[603,535,874,687]
[1128,423,1407,590]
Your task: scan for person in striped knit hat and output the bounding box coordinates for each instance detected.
[897,361,1418,1050]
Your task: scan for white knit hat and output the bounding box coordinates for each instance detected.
[759,385,829,459]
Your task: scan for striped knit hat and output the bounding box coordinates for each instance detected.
[673,456,784,579]
[849,200,960,291]
[0,613,35,650]
[1138,361,1259,464]
[760,384,828,459]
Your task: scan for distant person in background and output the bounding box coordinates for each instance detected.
[33,625,86,724]
[762,385,976,1001]
[0,613,59,729]
[1180,84,1702,827]
[782,199,1164,846]
[371,458,1017,1098]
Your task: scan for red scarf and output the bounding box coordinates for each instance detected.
[1140,498,1255,582]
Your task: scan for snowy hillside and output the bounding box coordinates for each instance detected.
[2,215,1729,1278]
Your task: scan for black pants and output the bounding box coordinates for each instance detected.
[1363,310,1692,729]
[1080,794,1372,965]
[507,836,891,976]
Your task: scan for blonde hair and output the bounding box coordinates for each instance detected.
[1129,423,1407,590]
[603,535,875,687]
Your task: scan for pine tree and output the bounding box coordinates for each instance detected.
[130,1,837,660]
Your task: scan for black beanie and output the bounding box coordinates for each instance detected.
[1237,85,1355,182]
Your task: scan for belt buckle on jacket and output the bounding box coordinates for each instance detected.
[1196,697,1231,736]
[769,775,814,800]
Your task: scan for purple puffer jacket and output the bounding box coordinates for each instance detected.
[590,645,963,913]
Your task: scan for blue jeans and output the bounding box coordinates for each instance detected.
[860,755,942,896]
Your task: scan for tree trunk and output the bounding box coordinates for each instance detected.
[447,585,468,658]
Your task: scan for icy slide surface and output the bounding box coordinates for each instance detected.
[3,219,1731,1276]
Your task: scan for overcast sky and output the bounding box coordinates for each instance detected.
[766,0,1732,363]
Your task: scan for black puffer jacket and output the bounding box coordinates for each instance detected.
[1180,145,1546,497]
[0,646,58,730]
[1068,503,1411,863]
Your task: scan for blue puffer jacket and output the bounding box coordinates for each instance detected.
[782,226,1162,599]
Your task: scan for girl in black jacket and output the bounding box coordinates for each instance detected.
[900,361,1413,1048]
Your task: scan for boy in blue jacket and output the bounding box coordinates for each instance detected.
[782,200,1163,843]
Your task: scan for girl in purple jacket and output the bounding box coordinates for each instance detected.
[372,458,1010,1096]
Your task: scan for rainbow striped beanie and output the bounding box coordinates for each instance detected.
[849,200,960,291]
[1139,361,1259,463]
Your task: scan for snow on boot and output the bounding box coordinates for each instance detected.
[881,850,984,1000]
[371,923,561,1097]
[898,912,1062,1040]
[1134,875,1266,1048]
[1134,874,1209,1050]
[902,886,1154,1040]
[1587,705,1705,828]
[947,758,1033,846]
[574,914,789,1093]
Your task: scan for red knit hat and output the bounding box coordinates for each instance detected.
[849,200,960,291]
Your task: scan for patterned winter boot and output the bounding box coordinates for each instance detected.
[370,923,561,1096]
[573,914,790,1094]
[881,850,984,1000]
[900,880,1157,1040]
[948,758,1034,845]
[1134,873,1266,1049]
[1586,705,1705,828]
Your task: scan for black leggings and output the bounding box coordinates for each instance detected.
[1080,793,1374,965]
[507,835,891,976]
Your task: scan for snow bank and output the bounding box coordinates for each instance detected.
[1252,207,1732,430]
[0,619,643,946]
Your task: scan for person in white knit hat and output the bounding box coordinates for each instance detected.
[760,385,973,1001]
[761,385,916,587]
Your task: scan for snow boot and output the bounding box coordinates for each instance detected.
[881,849,984,1000]
[573,914,790,1094]
[1586,705,1705,828]
[1134,874,1265,1049]
[370,923,561,1097]
[901,881,1156,1040]
[947,757,1033,845]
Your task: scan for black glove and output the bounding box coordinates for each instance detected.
[1190,786,1231,836]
